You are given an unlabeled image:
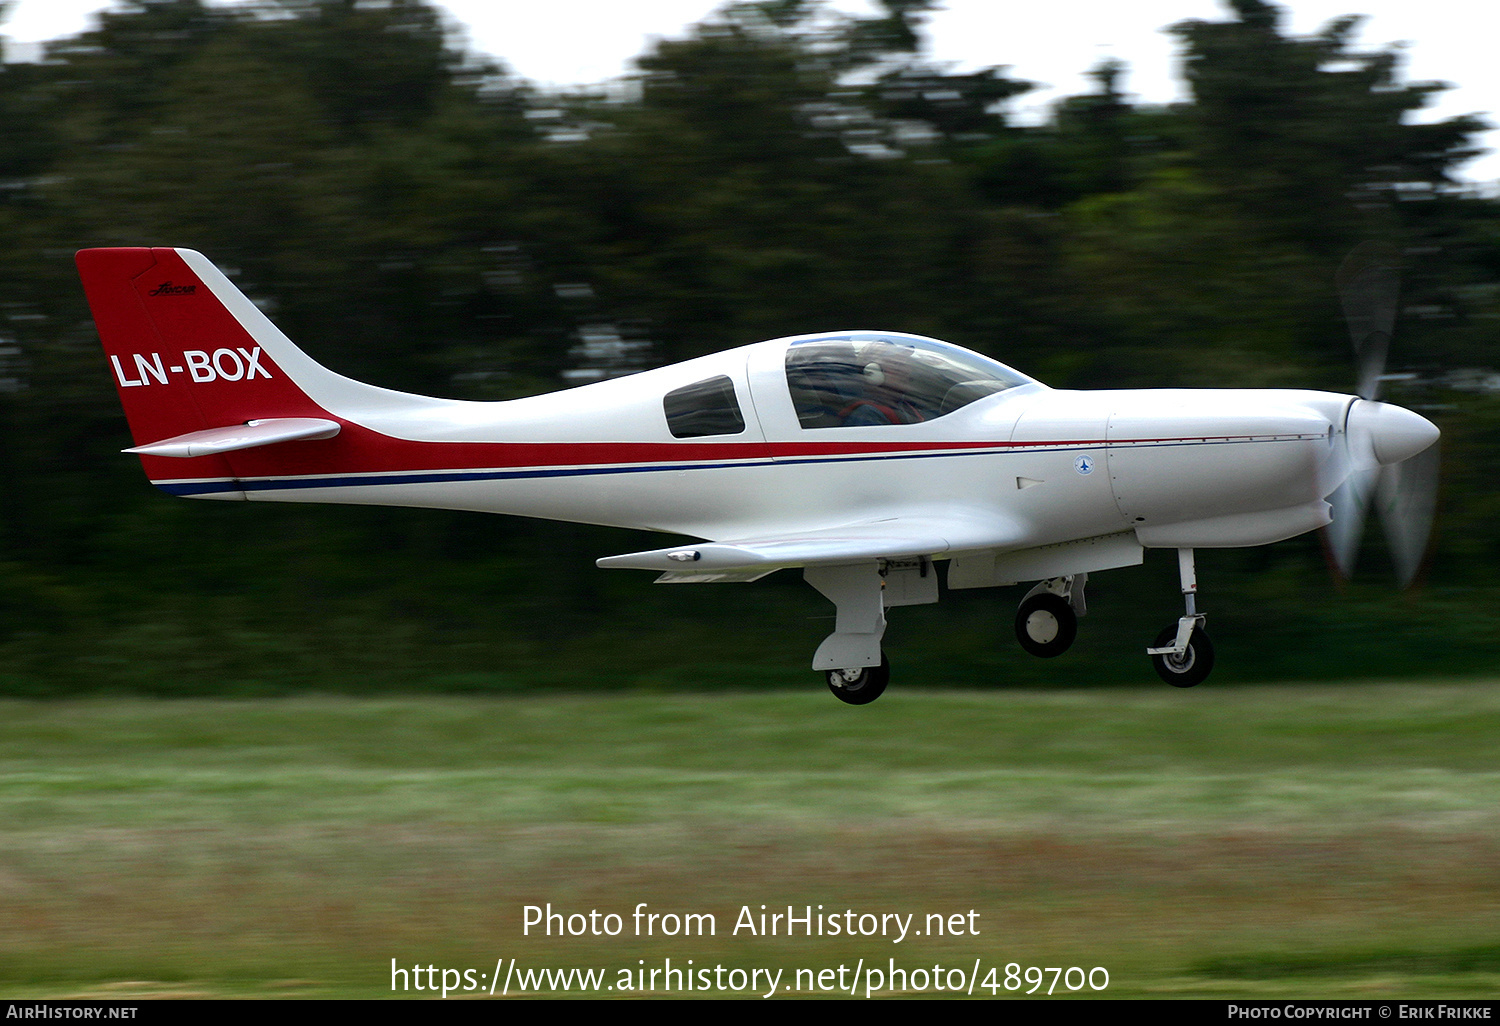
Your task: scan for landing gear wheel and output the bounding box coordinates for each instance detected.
[1015,593,1077,658]
[826,654,890,705]
[1150,625,1215,688]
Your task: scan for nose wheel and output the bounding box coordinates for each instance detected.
[1149,623,1214,687]
[826,653,890,705]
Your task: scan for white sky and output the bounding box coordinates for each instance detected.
[5,0,1496,183]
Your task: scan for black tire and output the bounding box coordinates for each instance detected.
[1014,592,1078,658]
[1150,624,1215,688]
[826,653,890,705]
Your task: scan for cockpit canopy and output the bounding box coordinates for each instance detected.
[785,332,1033,429]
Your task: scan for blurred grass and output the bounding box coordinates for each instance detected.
[2,683,1500,998]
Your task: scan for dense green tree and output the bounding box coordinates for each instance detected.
[1058,0,1491,388]
[1172,0,1486,254]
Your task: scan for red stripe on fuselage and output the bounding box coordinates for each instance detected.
[136,424,1314,483]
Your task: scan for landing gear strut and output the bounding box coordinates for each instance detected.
[806,561,932,706]
[1146,548,1214,687]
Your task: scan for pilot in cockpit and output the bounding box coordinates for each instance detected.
[786,333,1030,430]
[840,345,932,426]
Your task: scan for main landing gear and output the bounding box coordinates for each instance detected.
[1146,548,1215,687]
[1014,575,1086,658]
[805,559,936,706]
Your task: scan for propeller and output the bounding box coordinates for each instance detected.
[1323,242,1441,587]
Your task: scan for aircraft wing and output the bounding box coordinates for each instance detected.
[596,511,1025,581]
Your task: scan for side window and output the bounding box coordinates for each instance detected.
[664,375,746,438]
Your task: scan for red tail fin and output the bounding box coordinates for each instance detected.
[80,248,473,498]
[76,248,329,449]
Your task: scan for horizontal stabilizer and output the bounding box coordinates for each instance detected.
[124,417,341,458]
[597,512,1021,574]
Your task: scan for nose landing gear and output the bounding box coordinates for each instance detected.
[1146,548,1215,687]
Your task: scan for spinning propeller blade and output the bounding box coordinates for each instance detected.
[1324,243,1440,585]
[1376,440,1440,588]
[1337,241,1400,401]
[1325,460,1379,579]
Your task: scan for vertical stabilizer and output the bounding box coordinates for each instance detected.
[77,247,333,451]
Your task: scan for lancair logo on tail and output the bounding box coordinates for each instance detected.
[148,281,197,296]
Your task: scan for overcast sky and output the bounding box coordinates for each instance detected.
[5,0,1496,183]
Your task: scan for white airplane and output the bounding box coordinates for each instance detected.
[77,246,1440,704]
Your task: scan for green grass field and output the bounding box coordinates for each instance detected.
[3,682,1500,999]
